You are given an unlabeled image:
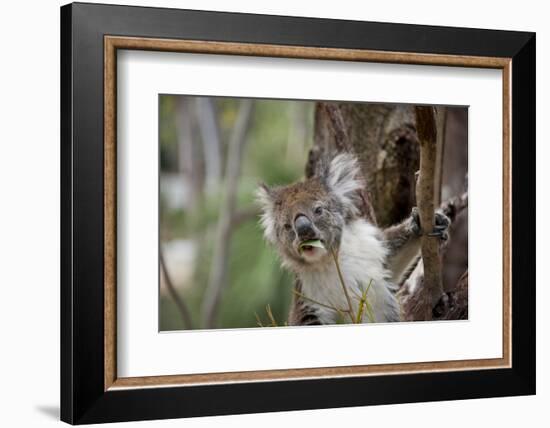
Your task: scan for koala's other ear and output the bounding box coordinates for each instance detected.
[255,183,278,243]
[326,153,364,216]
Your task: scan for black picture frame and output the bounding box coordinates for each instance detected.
[61,2,535,424]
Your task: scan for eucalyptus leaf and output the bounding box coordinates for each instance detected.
[299,239,325,252]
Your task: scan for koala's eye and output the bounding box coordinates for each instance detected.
[314,206,323,216]
[284,223,292,231]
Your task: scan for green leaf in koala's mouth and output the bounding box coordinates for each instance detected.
[299,239,325,253]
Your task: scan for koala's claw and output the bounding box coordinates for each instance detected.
[428,211,451,241]
[411,208,450,241]
[427,229,449,241]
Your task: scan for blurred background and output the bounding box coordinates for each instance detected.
[160,95,314,330]
[159,95,468,331]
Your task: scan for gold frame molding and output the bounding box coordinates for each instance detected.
[104,35,512,391]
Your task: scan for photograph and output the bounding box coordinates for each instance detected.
[56,2,536,424]
[159,95,469,331]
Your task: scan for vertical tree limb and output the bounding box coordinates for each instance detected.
[202,100,254,328]
[415,106,444,314]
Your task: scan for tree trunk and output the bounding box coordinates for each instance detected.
[309,102,420,227]
[310,101,468,321]
[414,105,444,312]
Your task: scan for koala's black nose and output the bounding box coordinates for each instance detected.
[294,215,316,240]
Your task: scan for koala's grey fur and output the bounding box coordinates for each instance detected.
[257,153,449,325]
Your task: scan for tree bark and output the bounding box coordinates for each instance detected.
[414,106,444,313]
[311,102,468,321]
[435,270,468,320]
[308,102,419,227]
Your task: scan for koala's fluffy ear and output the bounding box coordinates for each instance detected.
[325,153,364,217]
[256,183,278,243]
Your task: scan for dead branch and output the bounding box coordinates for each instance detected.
[202,100,254,328]
[414,106,444,317]
[160,249,194,329]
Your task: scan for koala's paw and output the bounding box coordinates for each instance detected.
[410,207,450,241]
[431,211,451,241]
[410,207,422,236]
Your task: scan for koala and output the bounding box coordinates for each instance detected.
[256,153,450,326]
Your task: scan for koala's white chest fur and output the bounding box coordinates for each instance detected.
[298,219,401,324]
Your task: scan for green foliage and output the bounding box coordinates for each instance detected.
[219,222,294,328]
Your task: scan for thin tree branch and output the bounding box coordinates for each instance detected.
[330,249,356,322]
[160,249,194,329]
[414,106,444,317]
[292,289,349,314]
[201,100,254,328]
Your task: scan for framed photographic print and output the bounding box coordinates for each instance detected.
[60,2,536,424]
